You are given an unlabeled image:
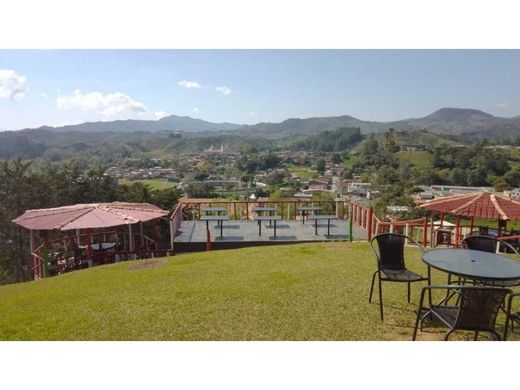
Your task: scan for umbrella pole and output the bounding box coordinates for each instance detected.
[469,217,474,235]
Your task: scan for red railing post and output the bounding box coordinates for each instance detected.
[423,218,428,246]
[367,207,373,242]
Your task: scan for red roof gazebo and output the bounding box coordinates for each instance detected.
[420,192,520,246]
[12,202,171,279]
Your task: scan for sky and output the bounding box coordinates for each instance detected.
[1,49,520,130]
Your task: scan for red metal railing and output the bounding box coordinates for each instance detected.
[30,229,167,280]
[178,199,350,221]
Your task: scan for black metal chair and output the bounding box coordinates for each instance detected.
[462,235,519,255]
[413,285,511,341]
[369,233,429,321]
[461,235,520,287]
[504,292,520,340]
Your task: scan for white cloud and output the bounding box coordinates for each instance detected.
[154,111,169,120]
[56,90,149,119]
[39,92,49,99]
[216,85,232,95]
[193,107,199,113]
[0,69,27,101]
[497,102,509,108]
[249,111,258,116]
[177,80,202,89]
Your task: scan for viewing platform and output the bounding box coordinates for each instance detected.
[170,199,368,252]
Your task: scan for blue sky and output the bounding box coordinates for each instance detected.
[1,50,520,130]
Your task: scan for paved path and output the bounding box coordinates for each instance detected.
[175,220,367,243]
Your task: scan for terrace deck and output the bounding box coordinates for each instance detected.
[173,220,368,252]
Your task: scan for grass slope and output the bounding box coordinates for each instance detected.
[119,179,176,190]
[0,242,518,341]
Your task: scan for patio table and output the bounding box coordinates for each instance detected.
[201,207,227,226]
[252,207,277,226]
[298,206,322,224]
[422,248,520,283]
[200,215,229,238]
[201,207,227,215]
[254,215,282,238]
[307,215,338,236]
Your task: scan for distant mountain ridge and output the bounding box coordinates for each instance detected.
[235,108,520,139]
[15,115,242,134]
[5,108,520,140]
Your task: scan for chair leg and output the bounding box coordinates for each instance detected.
[490,330,502,341]
[444,329,454,341]
[378,276,384,321]
[412,307,422,341]
[407,282,411,303]
[504,311,514,341]
[473,331,479,341]
[368,270,377,303]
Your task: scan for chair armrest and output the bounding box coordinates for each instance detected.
[506,292,520,310]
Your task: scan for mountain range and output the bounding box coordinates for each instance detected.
[5,108,520,140]
[235,108,520,139]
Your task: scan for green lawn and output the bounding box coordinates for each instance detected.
[119,179,176,190]
[0,242,518,341]
[286,164,318,180]
[396,151,432,169]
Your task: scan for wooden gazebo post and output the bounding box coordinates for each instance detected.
[128,224,134,251]
[455,215,461,247]
[430,213,435,248]
[86,228,93,265]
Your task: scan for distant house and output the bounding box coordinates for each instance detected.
[510,188,520,200]
[308,179,329,191]
[347,182,372,196]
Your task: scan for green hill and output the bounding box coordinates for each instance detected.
[0,242,517,340]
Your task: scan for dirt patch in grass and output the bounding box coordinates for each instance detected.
[127,259,167,271]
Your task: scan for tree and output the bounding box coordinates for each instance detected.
[505,168,520,188]
[265,171,286,186]
[316,159,326,175]
[331,153,342,164]
[184,182,215,198]
[493,178,511,192]
[383,128,400,153]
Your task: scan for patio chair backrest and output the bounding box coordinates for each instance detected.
[462,235,519,255]
[371,233,410,270]
[456,287,510,332]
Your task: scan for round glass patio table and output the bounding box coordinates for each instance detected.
[422,248,520,282]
